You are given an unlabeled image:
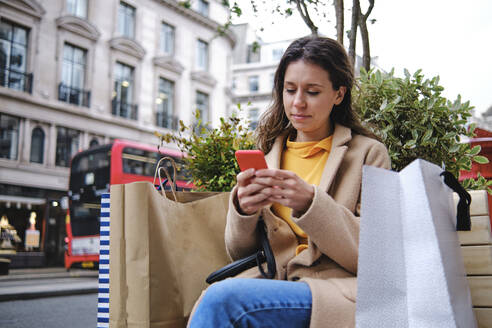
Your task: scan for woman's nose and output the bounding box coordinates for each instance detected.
[293,90,306,108]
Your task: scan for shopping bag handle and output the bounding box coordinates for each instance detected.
[153,157,178,201]
[440,171,471,231]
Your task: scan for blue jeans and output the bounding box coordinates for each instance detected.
[188,278,312,328]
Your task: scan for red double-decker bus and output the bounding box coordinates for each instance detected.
[65,139,191,269]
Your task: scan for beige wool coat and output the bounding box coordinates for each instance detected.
[224,123,391,328]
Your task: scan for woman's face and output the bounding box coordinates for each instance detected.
[283,60,346,142]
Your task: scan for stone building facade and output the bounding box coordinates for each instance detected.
[230,24,291,129]
[0,0,234,266]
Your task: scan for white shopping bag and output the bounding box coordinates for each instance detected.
[356,159,477,328]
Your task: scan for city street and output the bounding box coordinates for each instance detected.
[0,293,97,327]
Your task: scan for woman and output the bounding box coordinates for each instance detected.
[188,36,390,328]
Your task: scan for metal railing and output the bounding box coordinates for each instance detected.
[0,68,33,93]
[112,98,138,120]
[156,112,178,130]
[58,83,91,107]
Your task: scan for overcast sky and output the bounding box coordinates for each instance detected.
[233,0,492,114]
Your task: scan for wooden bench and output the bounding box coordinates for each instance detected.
[457,190,492,328]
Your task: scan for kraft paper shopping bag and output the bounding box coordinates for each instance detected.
[109,182,230,327]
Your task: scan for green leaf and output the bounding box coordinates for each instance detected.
[469,145,481,156]
[375,70,382,85]
[449,143,461,153]
[404,139,417,149]
[473,156,489,164]
[422,129,432,141]
[178,1,191,9]
[443,132,456,140]
[379,99,388,110]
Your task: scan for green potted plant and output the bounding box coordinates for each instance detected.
[155,109,256,192]
[353,68,491,194]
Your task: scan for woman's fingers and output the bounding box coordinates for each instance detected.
[238,191,272,214]
[236,168,314,215]
[254,169,314,214]
[255,169,297,180]
[236,168,256,187]
[237,181,268,199]
[252,176,297,189]
[236,169,274,215]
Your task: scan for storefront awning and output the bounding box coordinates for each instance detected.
[0,195,46,206]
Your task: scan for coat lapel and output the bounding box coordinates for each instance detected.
[264,133,286,170]
[318,124,351,192]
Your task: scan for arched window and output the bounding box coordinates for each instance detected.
[89,138,99,147]
[30,127,45,163]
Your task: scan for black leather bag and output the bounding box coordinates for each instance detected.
[206,217,276,284]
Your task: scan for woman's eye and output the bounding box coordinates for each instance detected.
[307,91,320,96]
[285,89,296,94]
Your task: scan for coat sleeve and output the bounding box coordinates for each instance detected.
[224,185,262,260]
[292,141,390,274]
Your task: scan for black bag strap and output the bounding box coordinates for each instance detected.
[256,218,276,279]
[440,171,472,231]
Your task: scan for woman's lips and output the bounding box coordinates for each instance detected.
[291,114,311,120]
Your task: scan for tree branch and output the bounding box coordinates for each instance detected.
[358,0,375,71]
[348,0,360,66]
[360,0,375,20]
[295,0,318,36]
[334,0,344,45]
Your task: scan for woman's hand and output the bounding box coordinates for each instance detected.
[236,169,274,215]
[253,169,315,217]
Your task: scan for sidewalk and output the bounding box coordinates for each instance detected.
[0,267,98,301]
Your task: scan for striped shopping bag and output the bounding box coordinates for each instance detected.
[97,193,110,327]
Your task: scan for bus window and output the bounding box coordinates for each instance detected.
[70,202,100,237]
[72,149,110,173]
[122,147,158,176]
[122,147,190,182]
[70,147,111,194]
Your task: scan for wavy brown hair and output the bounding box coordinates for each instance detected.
[255,36,379,153]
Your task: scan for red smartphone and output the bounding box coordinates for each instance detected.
[235,150,268,172]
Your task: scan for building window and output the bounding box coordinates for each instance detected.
[195,91,209,132]
[59,44,90,107]
[30,127,45,164]
[248,75,259,92]
[89,138,99,147]
[248,108,259,130]
[247,44,260,63]
[0,113,19,160]
[160,22,174,56]
[118,2,135,39]
[112,62,137,120]
[66,0,88,18]
[156,78,175,129]
[0,20,32,93]
[197,0,209,16]
[56,127,80,167]
[272,48,284,62]
[196,40,208,71]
